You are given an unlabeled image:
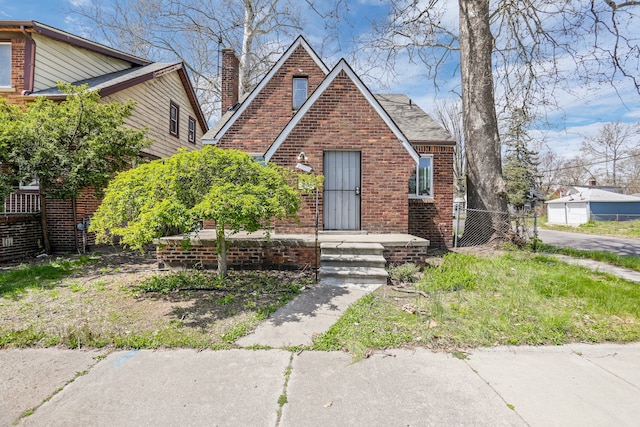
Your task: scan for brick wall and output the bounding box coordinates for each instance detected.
[156,238,427,269]
[0,214,42,261]
[409,145,454,248]
[270,70,415,234]
[221,47,239,112]
[1,38,26,104]
[45,188,102,253]
[157,240,318,270]
[218,45,327,154]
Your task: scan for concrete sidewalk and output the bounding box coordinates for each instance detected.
[2,343,639,426]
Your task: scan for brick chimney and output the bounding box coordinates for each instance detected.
[589,178,597,187]
[221,47,239,113]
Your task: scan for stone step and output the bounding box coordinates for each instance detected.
[320,253,387,268]
[320,242,385,257]
[318,266,388,283]
[319,242,388,287]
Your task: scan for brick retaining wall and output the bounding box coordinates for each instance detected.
[0,214,42,262]
[156,237,428,270]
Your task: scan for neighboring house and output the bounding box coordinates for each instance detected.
[203,36,455,247]
[546,188,640,226]
[0,21,207,260]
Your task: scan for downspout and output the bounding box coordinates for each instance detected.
[20,25,35,95]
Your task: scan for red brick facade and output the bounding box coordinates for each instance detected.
[212,41,455,246]
[45,188,102,252]
[409,145,455,248]
[270,70,415,234]
[0,214,42,261]
[3,38,25,103]
[217,45,327,154]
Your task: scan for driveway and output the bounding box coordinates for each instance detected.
[537,228,640,256]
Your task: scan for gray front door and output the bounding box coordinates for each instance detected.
[323,150,361,230]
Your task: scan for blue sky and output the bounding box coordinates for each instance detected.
[3,0,640,160]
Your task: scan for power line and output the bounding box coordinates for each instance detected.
[538,151,640,174]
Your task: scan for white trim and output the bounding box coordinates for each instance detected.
[203,36,329,145]
[264,59,420,163]
[408,154,434,198]
[0,42,11,88]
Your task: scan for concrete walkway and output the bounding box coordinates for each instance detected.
[553,254,640,282]
[237,282,379,348]
[2,343,639,426]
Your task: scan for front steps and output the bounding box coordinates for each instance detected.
[319,242,388,288]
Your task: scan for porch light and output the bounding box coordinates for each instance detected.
[297,151,308,163]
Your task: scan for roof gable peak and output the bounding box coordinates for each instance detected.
[264,58,419,162]
[203,35,329,144]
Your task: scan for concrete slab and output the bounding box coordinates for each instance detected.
[466,345,640,427]
[236,284,370,348]
[282,349,525,426]
[19,349,290,427]
[568,342,640,387]
[0,348,102,426]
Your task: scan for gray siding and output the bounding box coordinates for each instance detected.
[32,34,131,91]
[103,71,204,158]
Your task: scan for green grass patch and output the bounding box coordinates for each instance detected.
[313,252,640,352]
[1,263,309,350]
[542,219,640,239]
[538,244,640,272]
[0,257,94,297]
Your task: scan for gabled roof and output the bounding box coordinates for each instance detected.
[202,35,329,143]
[546,188,640,204]
[375,94,455,144]
[0,20,150,66]
[264,59,420,163]
[28,62,208,132]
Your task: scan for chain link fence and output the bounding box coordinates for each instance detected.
[453,206,538,248]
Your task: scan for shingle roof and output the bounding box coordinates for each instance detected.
[546,188,640,204]
[374,94,454,144]
[29,62,177,96]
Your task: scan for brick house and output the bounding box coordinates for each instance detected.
[203,36,454,247]
[0,21,208,260]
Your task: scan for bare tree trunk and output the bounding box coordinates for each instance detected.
[216,225,228,278]
[459,0,509,245]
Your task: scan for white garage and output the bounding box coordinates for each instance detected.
[546,188,640,226]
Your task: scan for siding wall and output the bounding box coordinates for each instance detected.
[32,34,131,92]
[103,72,204,158]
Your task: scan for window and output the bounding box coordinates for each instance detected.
[19,176,39,191]
[409,155,433,197]
[292,77,308,110]
[0,43,11,88]
[169,101,179,137]
[188,116,196,143]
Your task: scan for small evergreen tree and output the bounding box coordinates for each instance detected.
[502,108,540,208]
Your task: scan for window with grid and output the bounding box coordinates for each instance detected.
[188,117,196,143]
[169,101,179,137]
[292,77,308,110]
